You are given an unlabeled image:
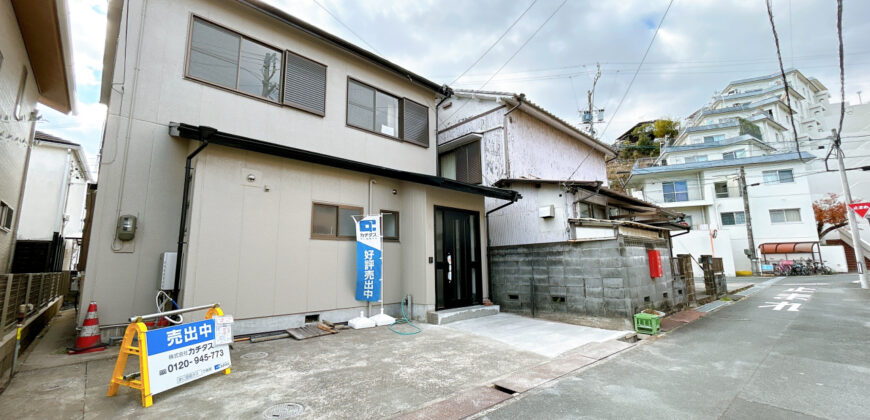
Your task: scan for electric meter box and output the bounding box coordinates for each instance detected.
[159,252,177,290]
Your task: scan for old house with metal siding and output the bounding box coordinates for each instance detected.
[437,91,688,329]
[82,0,517,335]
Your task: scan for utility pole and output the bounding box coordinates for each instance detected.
[858,90,863,105]
[739,167,759,275]
[582,63,604,137]
[833,133,868,288]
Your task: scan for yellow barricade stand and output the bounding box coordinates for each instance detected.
[107,305,230,407]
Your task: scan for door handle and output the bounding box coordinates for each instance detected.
[447,253,452,283]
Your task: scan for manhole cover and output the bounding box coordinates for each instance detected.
[262,403,304,419]
[241,351,269,360]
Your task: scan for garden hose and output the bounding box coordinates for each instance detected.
[389,296,421,335]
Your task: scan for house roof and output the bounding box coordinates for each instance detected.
[453,90,617,157]
[33,131,93,183]
[11,0,77,114]
[615,121,654,142]
[700,97,794,118]
[716,83,805,103]
[630,151,815,177]
[170,123,520,201]
[664,134,776,154]
[492,178,664,211]
[101,0,450,103]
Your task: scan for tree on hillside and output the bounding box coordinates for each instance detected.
[616,118,680,159]
[813,193,850,238]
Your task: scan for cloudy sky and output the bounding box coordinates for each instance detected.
[38,0,870,168]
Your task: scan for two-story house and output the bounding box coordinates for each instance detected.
[11,131,92,273]
[1,0,76,273]
[81,0,518,335]
[626,69,832,275]
[436,90,689,330]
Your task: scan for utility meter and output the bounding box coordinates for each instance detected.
[117,214,137,241]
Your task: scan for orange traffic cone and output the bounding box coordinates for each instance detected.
[68,302,106,354]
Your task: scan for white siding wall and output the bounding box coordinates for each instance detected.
[17,146,71,240]
[0,1,40,271]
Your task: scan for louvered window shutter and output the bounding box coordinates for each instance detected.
[401,99,429,147]
[466,141,482,184]
[283,51,327,115]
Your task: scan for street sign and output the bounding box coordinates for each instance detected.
[848,202,870,218]
[355,215,382,302]
[145,319,232,395]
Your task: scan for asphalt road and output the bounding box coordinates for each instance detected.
[478,274,870,420]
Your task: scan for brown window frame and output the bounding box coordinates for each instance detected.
[381,210,400,242]
[345,77,430,147]
[184,15,285,105]
[310,202,363,240]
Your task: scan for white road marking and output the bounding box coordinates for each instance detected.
[758,301,802,311]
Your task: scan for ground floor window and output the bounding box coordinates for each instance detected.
[381,210,399,241]
[311,203,362,239]
[721,211,745,226]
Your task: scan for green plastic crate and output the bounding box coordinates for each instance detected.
[634,313,661,335]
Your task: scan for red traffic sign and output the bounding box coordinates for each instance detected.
[849,202,870,218]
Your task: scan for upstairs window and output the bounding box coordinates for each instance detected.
[721,211,745,226]
[714,182,729,198]
[347,79,399,137]
[770,208,801,223]
[763,169,794,184]
[347,78,430,146]
[187,18,282,102]
[684,155,708,163]
[703,134,725,143]
[283,51,327,115]
[662,181,689,203]
[722,149,746,160]
[381,210,399,241]
[439,141,482,184]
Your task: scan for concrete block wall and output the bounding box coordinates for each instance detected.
[490,237,686,329]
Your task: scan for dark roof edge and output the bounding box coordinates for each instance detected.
[169,123,519,201]
[237,0,450,96]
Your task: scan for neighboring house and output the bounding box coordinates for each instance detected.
[627,69,835,275]
[82,0,518,334]
[436,91,688,329]
[12,132,92,273]
[0,0,76,273]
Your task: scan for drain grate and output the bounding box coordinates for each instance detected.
[263,403,304,419]
[241,351,269,360]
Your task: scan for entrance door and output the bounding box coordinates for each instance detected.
[435,207,482,310]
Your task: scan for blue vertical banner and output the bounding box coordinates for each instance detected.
[355,215,382,302]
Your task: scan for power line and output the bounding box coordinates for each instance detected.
[765,0,802,158]
[599,0,675,139]
[449,0,539,86]
[312,0,382,56]
[443,0,568,124]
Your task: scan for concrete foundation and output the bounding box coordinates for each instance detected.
[426,305,500,325]
[489,237,687,329]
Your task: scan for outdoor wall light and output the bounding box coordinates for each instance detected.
[392,189,398,195]
[247,173,256,182]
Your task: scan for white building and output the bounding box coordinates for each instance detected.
[12,132,92,273]
[627,69,836,274]
[1,0,76,273]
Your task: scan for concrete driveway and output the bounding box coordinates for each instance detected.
[0,309,631,419]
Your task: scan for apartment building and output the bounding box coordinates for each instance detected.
[626,69,834,274]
